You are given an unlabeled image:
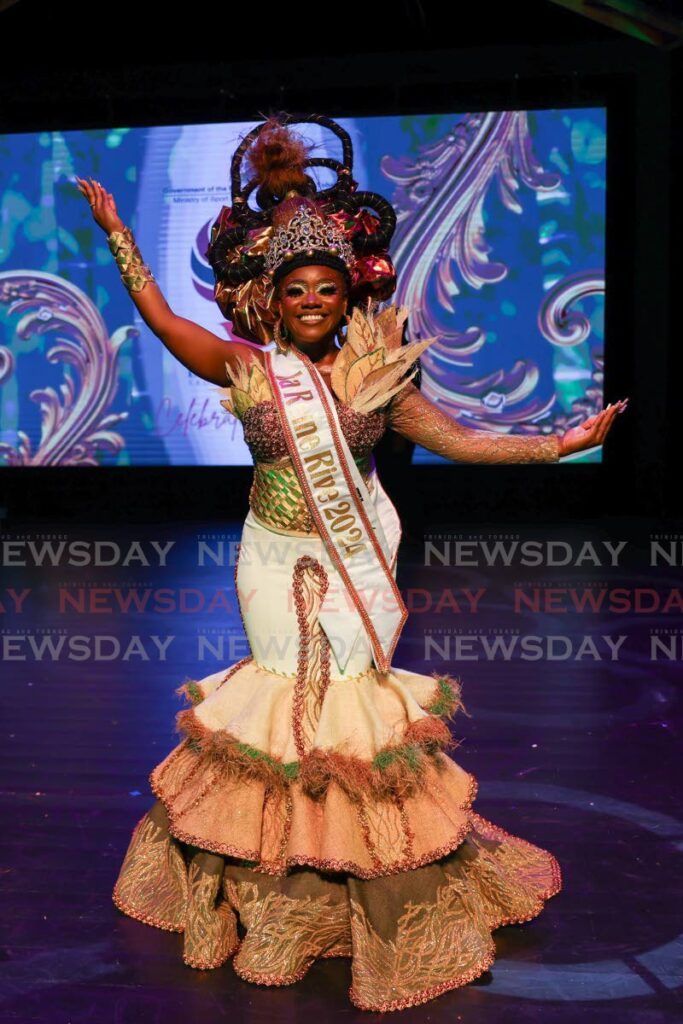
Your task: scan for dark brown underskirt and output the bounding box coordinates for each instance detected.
[112,802,561,1013]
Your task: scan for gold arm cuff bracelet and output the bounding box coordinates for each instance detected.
[107,226,156,293]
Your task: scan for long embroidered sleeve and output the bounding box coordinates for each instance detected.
[386,382,561,464]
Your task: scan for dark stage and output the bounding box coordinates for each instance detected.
[1,514,682,1021]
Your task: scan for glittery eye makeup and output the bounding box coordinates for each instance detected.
[285,282,339,298]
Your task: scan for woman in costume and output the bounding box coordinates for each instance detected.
[76,113,625,1013]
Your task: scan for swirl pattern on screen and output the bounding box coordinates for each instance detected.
[0,109,605,466]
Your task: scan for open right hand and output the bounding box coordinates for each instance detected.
[75,176,125,236]
[558,398,628,456]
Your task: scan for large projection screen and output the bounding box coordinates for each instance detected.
[0,109,606,467]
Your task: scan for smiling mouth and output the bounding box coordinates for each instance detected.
[297,313,327,323]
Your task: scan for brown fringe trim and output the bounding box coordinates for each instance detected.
[176,678,204,706]
[175,706,461,804]
[175,657,255,707]
[176,668,469,721]
[422,671,471,720]
[403,716,453,746]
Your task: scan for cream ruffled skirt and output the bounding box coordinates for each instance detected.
[112,508,562,1012]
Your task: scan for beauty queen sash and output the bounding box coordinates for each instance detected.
[265,346,407,674]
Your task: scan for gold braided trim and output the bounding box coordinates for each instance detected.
[227,815,560,1008]
[176,662,379,692]
[111,813,187,932]
[249,454,374,535]
[112,882,185,933]
[149,766,480,880]
[348,810,563,1011]
[233,959,323,986]
[349,936,496,1012]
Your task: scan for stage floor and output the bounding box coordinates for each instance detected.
[1,514,681,1022]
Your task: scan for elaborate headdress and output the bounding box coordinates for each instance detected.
[206,112,398,345]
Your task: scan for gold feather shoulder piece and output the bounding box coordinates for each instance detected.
[212,357,273,420]
[331,302,437,416]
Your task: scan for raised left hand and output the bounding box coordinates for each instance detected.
[75,176,125,236]
[558,398,628,457]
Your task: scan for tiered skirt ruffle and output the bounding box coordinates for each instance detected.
[112,657,561,1012]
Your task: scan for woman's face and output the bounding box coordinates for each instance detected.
[274,264,347,348]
